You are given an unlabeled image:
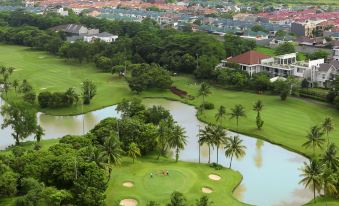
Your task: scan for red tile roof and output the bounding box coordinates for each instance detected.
[227,50,270,65]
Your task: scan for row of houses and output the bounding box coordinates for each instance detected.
[219,50,339,88]
[50,24,118,43]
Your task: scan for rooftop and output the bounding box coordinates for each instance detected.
[227,50,270,65]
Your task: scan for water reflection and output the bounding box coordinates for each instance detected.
[143,99,313,206]
[0,98,313,206]
[254,139,264,168]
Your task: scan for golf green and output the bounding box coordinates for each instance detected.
[106,157,245,205]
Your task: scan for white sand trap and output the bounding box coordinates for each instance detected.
[122,181,134,188]
[40,88,47,90]
[120,199,137,206]
[208,174,221,181]
[202,187,213,193]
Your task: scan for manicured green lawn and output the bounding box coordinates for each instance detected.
[254,46,275,56]
[106,156,245,206]
[1,44,339,159]
[305,197,339,206]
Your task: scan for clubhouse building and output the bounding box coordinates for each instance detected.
[219,50,339,87]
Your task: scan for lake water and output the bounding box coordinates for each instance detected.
[0,98,312,206]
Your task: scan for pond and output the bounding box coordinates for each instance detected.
[0,98,312,206]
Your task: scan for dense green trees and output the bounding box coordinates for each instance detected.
[38,88,79,108]
[127,63,173,93]
[274,42,295,55]
[1,102,38,145]
[224,34,256,57]
[0,135,108,205]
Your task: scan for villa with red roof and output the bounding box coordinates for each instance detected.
[221,50,270,77]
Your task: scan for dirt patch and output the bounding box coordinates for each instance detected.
[122,181,134,188]
[120,199,137,206]
[208,174,221,181]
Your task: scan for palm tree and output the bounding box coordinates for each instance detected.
[321,117,334,147]
[34,125,44,143]
[253,100,264,130]
[210,125,226,164]
[229,104,246,131]
[321,166,337,196]
[7,67,14,76]
[88,146,106,169]
[169,125,187,162]
[224,136,246,169]
[127,142,141,163]
[299,159,324,202]
[215,105,226,125]
[157,118,174,159]
[197,82,211,113]
[102,134,123,182]
[198,125,214,163]
[252,100,263,115]
[303,126,325,156]
[12,80,19,93]
[321,143,339,171]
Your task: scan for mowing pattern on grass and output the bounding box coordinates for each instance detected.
[106,157,244,206]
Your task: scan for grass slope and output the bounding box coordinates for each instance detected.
[106,157,245,206]
[1,44,339,158]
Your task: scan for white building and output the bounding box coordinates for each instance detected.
[333,47,339,61]
[220,50,333,87]
[84,32,118,43]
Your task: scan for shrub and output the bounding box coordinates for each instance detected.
[334,96,339,110]
[210,162,223,170]
[326,90,336,103]
[201,102,214,110]
[280,90,288,100]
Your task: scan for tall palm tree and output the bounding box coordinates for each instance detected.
[34,125,44,143]
[321,117,334,147]
[127,142,141,163]
[157,118,174,159]
[197,82,211,113]
[198,125,214,163]
[215,105,226,125]
[303,126,325,156]
[229,104,246,131]
[103,134,123,165]
[299,159,324,203]
[321,143,339,171]
[169,125,187,162]
[224,135,246,169]
[210,125,226,164]
[102,134,123,182]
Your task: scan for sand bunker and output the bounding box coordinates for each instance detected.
[122,181,134,188]
[202,187,213,193]
[119,199,137,206]
[208,174,221,181]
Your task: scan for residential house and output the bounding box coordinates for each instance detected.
[220,51,328,87]
[333,47,339,61]
[221,51,270,77]
[310,60,339,87]
[50,24,90,36]
[83,32,118,43]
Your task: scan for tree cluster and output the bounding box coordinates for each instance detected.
[38,88,79,108]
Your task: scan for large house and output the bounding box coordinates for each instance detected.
[222,51,270,77]
[219,50,339,87]
[51,24,118,43]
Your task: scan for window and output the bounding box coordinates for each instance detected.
[322,74,325,79]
